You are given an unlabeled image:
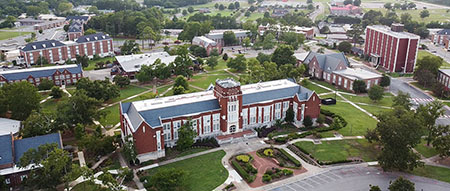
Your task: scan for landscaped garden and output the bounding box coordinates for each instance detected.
[293,139,380,165]
[411,165,450,183]
[140,150,228,191]
[415,139,439,158]
[231,154,258,183]
[257,148,302,169]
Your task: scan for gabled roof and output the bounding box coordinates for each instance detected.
[14,133,62,162]
[304,52,350,73]
[21,40,65,52]
[66,16,89,21]
[0,64,82,81]
[75,32,111,43]
[0,134,13,166]
[68,22,83,33]
[242,85,312,105]
[0,118,21,136]
[437,29,450,35]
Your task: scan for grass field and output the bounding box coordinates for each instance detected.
[362,8,450,23]
[358,104,392,116]
[84,57,116,71]
[341,93,394,107]
[98,104,120,127]
[242,12,264,22]
[322,102,378,136]
[415,139,439,158]
[107,85,148,104]
[204,59,228,72]
[302,81,331,94]
[0,31,31,41]
[142,150,228,191]
[294,139,379,163]
[71,181,110,191]
[411,165,450,183]
[417,50,450,68]
[190,70,237,89]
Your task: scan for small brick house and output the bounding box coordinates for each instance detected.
[119,79,321,162]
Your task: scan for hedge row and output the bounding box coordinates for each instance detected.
[193,137,220,148]
[231,160,255,183]
[279,148,302,167]
[257,126,277,138]
[294,144,354,165]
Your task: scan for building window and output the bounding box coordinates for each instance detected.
[367,80,371,89]
[192,120,198,133]
[73,78,77,83]
[66,74,70,79]
[374,79,378,85]
[78,73,82,77]
[213,114,220,132]
[338,76,342,85]
[28,78,34,83]
[250,107,256,124]
[5,178,10,184]
[344,79,348,88]
[242,108,248,126]
[203,115,211,134]
[72,74,77,78]
[258,107,262,123]
[21,175,28,181]
[173,121,181,139]
[163,123,171,141]
[263,106,270,123]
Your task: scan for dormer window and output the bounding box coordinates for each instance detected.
[94,37,98,40]
[102,36,105,39]
[42,44,46,48]
[86,38,90,41]
[51,43,55,46]
[32,45,36,49]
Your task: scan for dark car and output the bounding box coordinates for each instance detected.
[321,98,336,105]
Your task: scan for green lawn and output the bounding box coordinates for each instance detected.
[204,59,228,72]
[358,104,392,116]
[142,150,228,191]
[322,102,378,136]
[190,70,237,89]
[41,95,69,114]
[311,80,338,91]
[71,181,110,191]
[107,85,148,103]
[242,12,264,22]
[0,31,31,40]
[341,93,394,107]
[294,139,379,163]
[411,165,450,183]
[302,81,331,94]
[417,50,450,68]
[84,57,116,71]
[362,8,450,23]
[98,104,120,127]
[415,139,439,158]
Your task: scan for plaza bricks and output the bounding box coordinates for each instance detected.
[216,130,254,140]
[248,151,307,187]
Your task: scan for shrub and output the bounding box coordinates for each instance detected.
[244,163,257,174]
[38,79,54,90]
[274,136,288,143]
[257,126,276,137]
[303,116,313,127]
[316,114,325,124]
[282,169,293,176]
[50,86,63,99]
[264,149,274,157]
[320,109,336,117]
[279,149,301,167]
[262,174,272,182]
[265,169,273,175]
[232,160,254,182]
[236,155,250,163]
[193,137,220,148]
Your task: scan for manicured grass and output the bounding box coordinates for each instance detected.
[84,57,116,71]
[98,104,120,127]
[294,139,379,163]
[362,8,450,23]
[415,139,439,158]
[417,50,450,68]
[204,59,228,71]
[310,80,338,91]
[302,81,331,94]
[71,181,110,191]
[322,102,378,136]
[358,105,392,116]
[41,95,68,114]
[341,93,394,107]
[242,12,264,22]
[156,84,173,96]
[143,150,228,191]
[107,85,148,103]
[411,165,450,183]
[0,31,31,40]
[206,10,235,17]
[165,147,210,158]
[410,81,433,92]
[190,70,237,89]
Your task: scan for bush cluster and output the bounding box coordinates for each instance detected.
[279,149,301,167]
[236,155,250,163]
[231,160,256,182]
[193,137,220,148]
[264,149,274,157]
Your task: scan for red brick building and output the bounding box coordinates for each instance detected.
[364,24,420,73]
[119,79,321,162]
[431,29,450,46]
[67,21,84,41]
[0,64,83,87]
[438,69,450,91]
[192,36,223,56]
[444,36,450,51]
[20,33,113,66]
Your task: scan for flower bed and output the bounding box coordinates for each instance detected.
[257,148,301,169]
[230,154,257,183]
[262,168,294,183]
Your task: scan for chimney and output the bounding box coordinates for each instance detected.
[391,23,404,32]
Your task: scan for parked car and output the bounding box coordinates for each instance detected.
[321,98,336,105]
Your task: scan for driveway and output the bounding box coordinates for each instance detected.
[83,68,112,81]
[265,165,450,191]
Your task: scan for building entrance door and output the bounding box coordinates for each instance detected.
[229,125,236,133]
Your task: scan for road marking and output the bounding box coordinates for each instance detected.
[50,31,59,40]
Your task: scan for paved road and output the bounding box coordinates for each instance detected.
[422,40,450,65]
[267,166,450,191]
[0,26,66,49]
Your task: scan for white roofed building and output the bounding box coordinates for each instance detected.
[114,52,178,79]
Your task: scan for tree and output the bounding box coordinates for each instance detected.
[79,134,117,157]
[234,1,240,9]
[346,24,364,46]
[174,75,189,90]
[417,101,444,145]
[271,45,297,66]
[56,90,104,127]
[380,75,390,87]
[182,9,188,16]
[120,40,140,55]
[177,121,196,151]
[141,26,156,49]
[414,26,429,39]
[57,2,73,14]
[420,10,430,19]
[307,0,313,3]
[38,29,43,34]
[401,13,412,24]
[242,37,251,49]
[189,45,207,57]
[2,81,40,120]
[369,185,381,191]
[343,0,353,5]
[88,6,99,14]
[215,3,219,9]
[223,31,237,46]
[35,56,49,67]
[173,51,194,78]
[384,3,392,10]
[303,116,313,127]
[147,168,187,191]
[353,0,361,6]
[338,41,352,53]
[210,48,220,56]
[76,78,120,101]
[375,107,424,171]
[415,55,443,79]
[18,144,72,190]
[285,107,295,123]
[84,28,97,35]
[113,75,130,88]
[392,91,412,110]
[26,6,42,17]
[187,7,194,13]
[153,59,172,80]
[228,3,235,10]
[317,47,325,53]
[207,56,219,69]
[280,32,305,50]
[38,79,54,90]
[219,4,225,10]
[136,65,153,83]
[256,52,271,64]
[368,85,384,102]
[352,80,366,93]
[227,54,247,72]
[20,111,56,138]
[50,86,63,99]
[262,33,276,50]
[432,125,450,158]
[388,177,415,191]
[76,55,89,68]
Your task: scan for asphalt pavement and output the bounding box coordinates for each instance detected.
[268,166,450,191]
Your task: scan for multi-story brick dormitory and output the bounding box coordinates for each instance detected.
[67,20,84,41]
[20,33,113,66]
[119,78,321,162]
[364,23,420,73]
[0,64,83,87]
